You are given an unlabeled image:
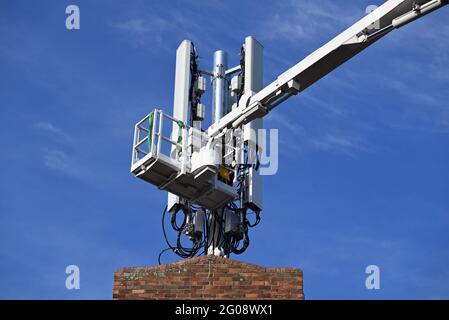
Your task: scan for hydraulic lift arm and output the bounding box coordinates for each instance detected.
[208,0,448,138]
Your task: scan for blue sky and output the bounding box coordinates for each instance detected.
[0,0,448,299]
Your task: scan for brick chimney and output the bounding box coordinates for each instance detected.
[113,255,303,300]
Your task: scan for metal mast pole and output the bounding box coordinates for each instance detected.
[212,50,228,123]
[207,50,228,256]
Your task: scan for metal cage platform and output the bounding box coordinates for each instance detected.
[131,109,236,210]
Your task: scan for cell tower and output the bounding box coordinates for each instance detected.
[130,0,448,261]
[132,37,264,260]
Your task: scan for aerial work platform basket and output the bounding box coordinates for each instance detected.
[131,109,236,210]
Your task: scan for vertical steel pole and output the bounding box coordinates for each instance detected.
[208,50,229,256]
[212,50,228,124]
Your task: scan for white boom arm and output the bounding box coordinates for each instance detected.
[208,0,448,137]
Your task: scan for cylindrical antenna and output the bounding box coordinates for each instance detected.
[212,50,228,124]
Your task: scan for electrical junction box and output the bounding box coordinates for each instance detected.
[224,209,243,240]
[196,103,205,120]
[230,75,242,94]
[244,167,262,212]
[195,76,206,94]
[186,210,204,241]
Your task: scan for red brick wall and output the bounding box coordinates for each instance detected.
[113,255,303,300]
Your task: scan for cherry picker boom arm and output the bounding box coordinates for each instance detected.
[131,0,448,259]
[208,0,448,138]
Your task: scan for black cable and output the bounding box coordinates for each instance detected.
[171,206,190,232]
[161,205,177,251]
[158,247,173,265]
[237,45,245,102]
[246,210,261,227]
[232,229,250,255]
[161,204,202,260]
[159,171,261,260]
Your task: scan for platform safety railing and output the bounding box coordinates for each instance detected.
[131,109,189,168]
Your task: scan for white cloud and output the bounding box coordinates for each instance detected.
[260,0,362,42]
[35,121,62,135]
[301,92,348,118]
[311,133,366,156]
[43,149,77,176]
[113,10,225,53]
[347,68,449,133]
[34,121,72,143]
[114,17,172,51]
[266,110,368,157]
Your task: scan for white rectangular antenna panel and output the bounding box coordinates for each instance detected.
[168,40,193,213]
